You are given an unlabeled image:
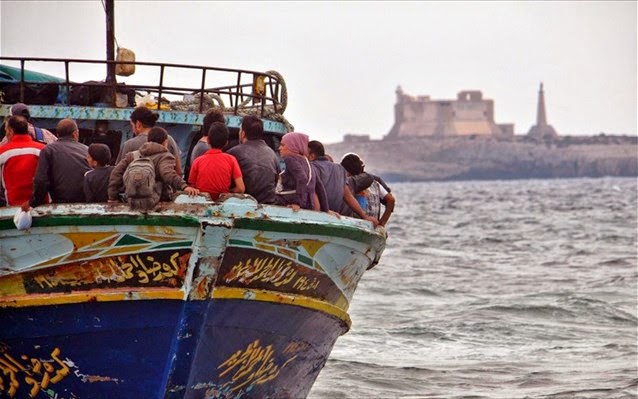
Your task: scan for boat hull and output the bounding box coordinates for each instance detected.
[1,299,344,399]
[0,198,385,398]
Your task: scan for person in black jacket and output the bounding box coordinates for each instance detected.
[22,118,91,211]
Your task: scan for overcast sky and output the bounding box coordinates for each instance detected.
[1,1,636,143]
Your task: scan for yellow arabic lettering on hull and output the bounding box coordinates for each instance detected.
[217,339,297,393]
[0,347,70,398]
[224,256,296,287]
[223,256,320,292]
[31,251,187,291]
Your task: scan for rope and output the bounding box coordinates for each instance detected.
[169,70,293,131]
[265,70,288,114]
[170,93,225,113]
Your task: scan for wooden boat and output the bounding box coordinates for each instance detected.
[0,3,386,398]
[0,196,385,398]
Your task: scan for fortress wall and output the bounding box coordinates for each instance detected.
[396,101,439,136]
[453,99,492,121]
[452,121,496,135]
[398,122,438,136]
[390,89,507,138]
[403,101,439,123]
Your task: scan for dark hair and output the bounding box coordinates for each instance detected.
[148,127,169,144]
[6,116,29,135]
[340,153,365,175]
[56,118,78,138]
[308,140,325,158]
[241,115,263,140]
[207,122,229,149]
[88,143,112,166]
[202,109,225,136]
[130,107,160,127]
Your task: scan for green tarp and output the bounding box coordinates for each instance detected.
[0,64,65,83]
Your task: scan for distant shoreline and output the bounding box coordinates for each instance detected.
[325,135,638,183]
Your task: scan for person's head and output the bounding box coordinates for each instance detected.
[202,109,225,137]
[207,122,229,149]
[240,115,264,142]
[340,153,365,176]
[279,132,309,157]
[148,126,169,146]
[10,103,31,122]
[87,143,112,168]
[56,119,79,141]
[130,107,159,133]
[307,140,325,161]
[5,116,29,138]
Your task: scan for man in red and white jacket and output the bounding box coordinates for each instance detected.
[0,116,47,206]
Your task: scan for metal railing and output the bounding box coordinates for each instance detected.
[0,57,286,116]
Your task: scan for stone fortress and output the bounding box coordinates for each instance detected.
[329,84,637,182]
[345,83,558,143]
[385,87,514,139]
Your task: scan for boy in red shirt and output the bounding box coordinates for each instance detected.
[188,122,245,200]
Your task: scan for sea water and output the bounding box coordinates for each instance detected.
[309,177,638,399]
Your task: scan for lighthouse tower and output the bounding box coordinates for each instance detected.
[527,83,558,140]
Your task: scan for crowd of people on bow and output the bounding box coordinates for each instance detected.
[0,103,395,227]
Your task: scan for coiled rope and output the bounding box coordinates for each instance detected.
[170,70,293,131]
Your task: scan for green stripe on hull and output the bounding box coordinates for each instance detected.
[233,218,379,245]
[0,208,382,245]
[153,241,194,249]
[228,239,254,247]
[0,214,200,231]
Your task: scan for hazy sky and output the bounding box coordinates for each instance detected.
[1,1,636,143]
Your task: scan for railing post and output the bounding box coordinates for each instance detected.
[19,59,25,103]
[65,61,71,106]
[260,89,265,117]
[158,65,165,110]
[234,72,242,115]
[199,68,207,113]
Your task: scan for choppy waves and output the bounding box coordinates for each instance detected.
[310,178,637,399]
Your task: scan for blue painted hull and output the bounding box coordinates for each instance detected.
[0,298,344,399]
